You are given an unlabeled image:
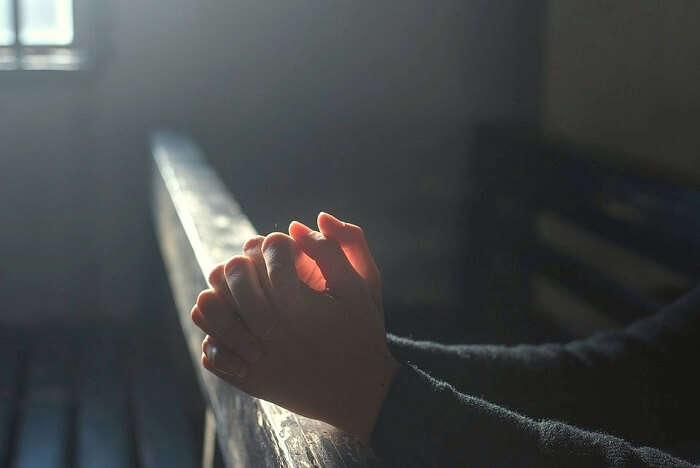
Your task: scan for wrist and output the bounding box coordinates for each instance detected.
[340,352,401,444]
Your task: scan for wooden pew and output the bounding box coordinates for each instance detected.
[468,125,700,341]
[0,323,201,468]
[11,340,74,468]
[151,131,378,467]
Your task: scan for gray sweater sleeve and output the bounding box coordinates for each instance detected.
[372,285,700,466]
[371,364,697,467]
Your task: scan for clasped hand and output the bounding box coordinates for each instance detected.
[190,212,399,442]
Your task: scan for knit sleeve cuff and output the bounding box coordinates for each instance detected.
[370,364,441,463]
[370,362,543,467]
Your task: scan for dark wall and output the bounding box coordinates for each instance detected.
[0,1,544,329]
[543,1,700,184]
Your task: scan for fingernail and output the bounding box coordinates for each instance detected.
[204,341,218,367]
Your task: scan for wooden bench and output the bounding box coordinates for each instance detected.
[151,131,378,468]
[467,125,700,341]
[0,322,202,468]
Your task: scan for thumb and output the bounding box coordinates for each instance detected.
[288,221,364,300]
[316,212,382,304]
[261,233,302,311]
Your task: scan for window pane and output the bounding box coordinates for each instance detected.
[0,0,14,46]
[19,0,73,46]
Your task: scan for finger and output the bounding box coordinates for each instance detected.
[195,289,264,363]
[243,236,274,299]
[224,255,278,339]
[190,304,213,332]
[202,335,249,378]
[295,249,327,292]
[272,228,325,291]
[261,233,302,309]
[208,263,236,307]
[288,221,363,298]
[317,212,382,302]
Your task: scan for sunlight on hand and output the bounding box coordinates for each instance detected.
[294,248,327,292]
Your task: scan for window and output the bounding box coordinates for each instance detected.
[0,1,16,46]
[1,0,87,71]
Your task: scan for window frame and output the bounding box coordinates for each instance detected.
[1,0,93,72]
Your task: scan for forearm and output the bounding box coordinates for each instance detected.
[372,365,696,468]
[387,332,672,443]
[387,285,700,443]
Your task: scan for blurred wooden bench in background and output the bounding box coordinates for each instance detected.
[0,320,202,468]
[467,125,699,342]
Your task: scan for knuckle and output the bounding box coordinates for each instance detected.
[262,232,293,252]
[262,233,295,265]
[242,235,264,254]
[196,289,218,310]
[225,255,251,276]
[208,263,226,287]
[190,305,201,322]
